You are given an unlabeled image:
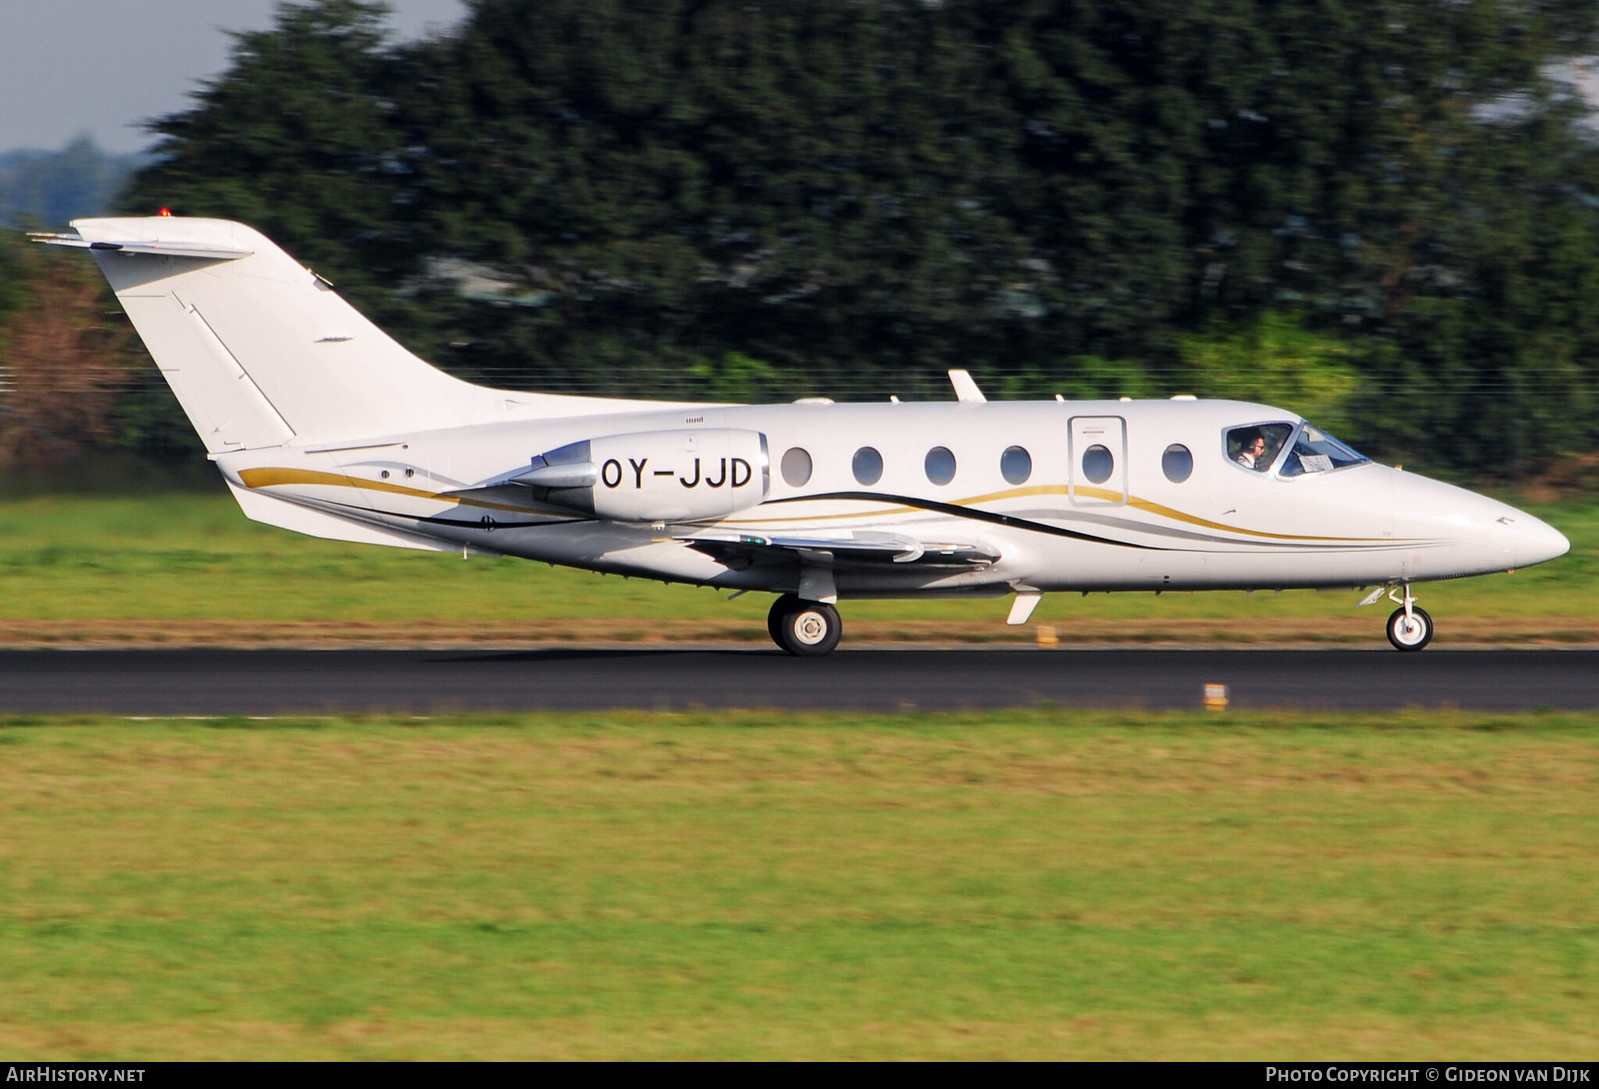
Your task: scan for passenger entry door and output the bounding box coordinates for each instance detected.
[1069,416,1127,506]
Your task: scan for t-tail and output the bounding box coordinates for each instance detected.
[32,217,684,452]
[36,217,496,452]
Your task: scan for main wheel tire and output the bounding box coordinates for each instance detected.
[771,596,842,657]
[767,594,794,648]
[1386,605,1434,651]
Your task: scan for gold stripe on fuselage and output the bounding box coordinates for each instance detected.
[237,467,563,516]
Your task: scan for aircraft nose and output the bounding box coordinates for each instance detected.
[1507,512,1570,569]
[1392,470,1570,576]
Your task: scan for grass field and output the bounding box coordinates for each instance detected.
[0,711,1595,1060]
[0,489,1592,645]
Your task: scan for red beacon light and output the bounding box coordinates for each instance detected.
[158,207,173,217]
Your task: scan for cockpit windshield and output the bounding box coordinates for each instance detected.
[1279,422,1369,477]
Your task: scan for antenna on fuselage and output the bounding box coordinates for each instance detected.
[948,369,986,403]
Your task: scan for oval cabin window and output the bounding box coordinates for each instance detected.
[1162,443,1193,483]
[852,446,884,486]
[924,446,956,486]
[781,447,812,487]
[1081,444,1114,484]
[1000,446,1032,485]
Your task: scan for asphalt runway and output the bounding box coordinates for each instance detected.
[0,647,1596,715]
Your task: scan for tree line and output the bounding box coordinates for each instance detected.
[0,137,144,231]
[7,0,1599,481]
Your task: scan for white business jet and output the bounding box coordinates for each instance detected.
[37,217,1570,654]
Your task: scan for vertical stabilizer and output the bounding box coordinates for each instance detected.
[62,217,482,452]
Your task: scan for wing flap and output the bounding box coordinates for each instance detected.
[681,530,1000,568]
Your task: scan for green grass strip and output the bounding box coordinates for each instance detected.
[1,710,1595,1058]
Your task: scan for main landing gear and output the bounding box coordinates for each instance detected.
[1384,584,1433,652]
[768,594,843,657]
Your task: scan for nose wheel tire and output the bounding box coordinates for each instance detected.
[769,594,843,657]
[1386,605,1434,651]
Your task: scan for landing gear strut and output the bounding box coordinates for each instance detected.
[1385,584,1433,652]
[768,594,843,657]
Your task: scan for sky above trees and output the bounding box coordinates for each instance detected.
[0,0,464,154]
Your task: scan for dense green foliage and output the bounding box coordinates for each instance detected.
[0,231,24,327]
[106,1,1599,476]
[0,240,188,471]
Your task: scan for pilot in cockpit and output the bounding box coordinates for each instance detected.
[1234,429,1270,470]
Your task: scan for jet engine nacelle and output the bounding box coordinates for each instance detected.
[517,428,770,522]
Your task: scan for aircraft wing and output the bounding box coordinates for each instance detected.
[680,530,1000,569]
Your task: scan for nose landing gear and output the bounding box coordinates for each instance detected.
[768,594,843,656]
[1385,584,1433,651]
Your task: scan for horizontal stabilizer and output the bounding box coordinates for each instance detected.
[30,231,253,260]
